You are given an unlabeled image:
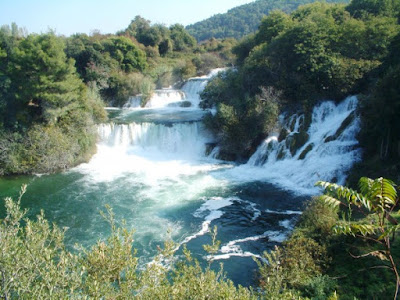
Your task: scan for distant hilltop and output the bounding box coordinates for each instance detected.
[186,0,349,42]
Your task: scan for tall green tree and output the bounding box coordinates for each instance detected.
[5,33,87,127]
[170,24,197,51]
[346,0,400,18]
[102,36,147,72]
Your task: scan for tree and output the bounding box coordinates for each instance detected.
[102,36,147,72]
[346,0,400,18]
[170,24,196,51]
[0,32,107,175]
[317,177,400,299]
[255,10,294,44]
[4,33,87,127]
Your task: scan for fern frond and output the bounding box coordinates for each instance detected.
[377,224,400,241]
[334,223,376,236]
[316,181,370,210]
[363,177,397,208]
[359,177,374,196]
[320,195,341,207]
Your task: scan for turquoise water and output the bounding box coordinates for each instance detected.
[0,73,360,286]
[0,107,305,287]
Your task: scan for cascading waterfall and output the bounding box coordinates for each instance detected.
[232,96,361,194]
[123,90,185,109]
[5,68,363,287]
[97,122,213,158]
[123,68,226,109]
[90,82,362,274]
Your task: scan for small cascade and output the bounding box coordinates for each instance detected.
[123,90,185,109]
[244,96,361,191]
[145,89,185,108]
[124,95,142,108]
[123,69,225,109]
[181,79,208,108]
[181,68,226,108]
[98,121,213,158]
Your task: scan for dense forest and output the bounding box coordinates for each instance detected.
[186,0,349,41]
[1,0,400,299]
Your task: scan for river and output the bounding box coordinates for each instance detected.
[0,69,361,286]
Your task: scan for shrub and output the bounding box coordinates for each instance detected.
[0,189,255,299]
[105,71,155,107]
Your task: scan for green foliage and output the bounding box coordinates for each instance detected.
[299,197,339,242]
[119,16,197,56]
[102,36,148,72]
[236,1,398,103]
[317,177,400,299]
[0,186,84,299]
[0,189,254,299]
[0,116,98,175]
[246,2,396,102]
[0,32,106,175]
[105,71,155,107]
[3,33,86,126]
[169,24,197,51]
[358,32,400,171]
[257,231,333,299]
[201,71,280,158]
[346,0,400,19]
[187,0,349,42]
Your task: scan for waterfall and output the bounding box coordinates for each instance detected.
[26,69,364,287]
[239,96,361,192]
[98,121,214,159]
[181,68,226,108]
[123,90,185,109]
[181,79,208,108]
[123,69,226,109]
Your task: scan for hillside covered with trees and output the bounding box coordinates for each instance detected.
[186,0,349,41]
[200,0,400,182]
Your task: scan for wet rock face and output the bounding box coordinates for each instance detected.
[286,131,310,156]
[180,101,192,107]
[324,111,356,143]
[278,128,289,143]
[298,143,314,160]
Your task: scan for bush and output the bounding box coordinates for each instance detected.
[201,73,280,159]
[299,196,339,242]
[105,71,155,107]
[0,189,255,299]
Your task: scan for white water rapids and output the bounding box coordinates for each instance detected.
[13,69,361,286]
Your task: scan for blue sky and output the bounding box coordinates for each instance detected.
[0,0,255,36]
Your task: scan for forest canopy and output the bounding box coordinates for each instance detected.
[186,0,350,41]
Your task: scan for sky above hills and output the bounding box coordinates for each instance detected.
[0,0,255,36]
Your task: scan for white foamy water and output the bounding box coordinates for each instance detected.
[123,69,226,109]
[218,96,361,194]
[66,72,361,286]
[176,197,236,247]
[97,122,212,158]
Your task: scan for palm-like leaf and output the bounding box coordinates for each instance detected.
[316,181,371,211]
[317,178,400,298]
[359,177,397,211]
[333,223,376,237]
